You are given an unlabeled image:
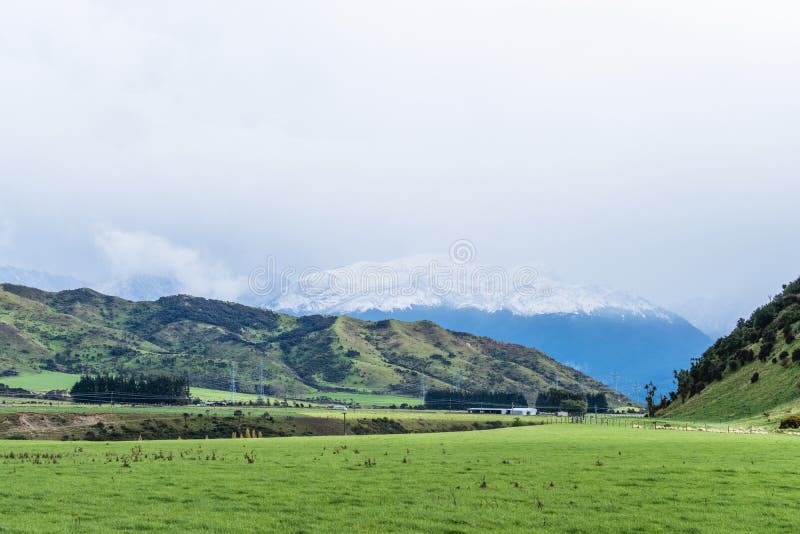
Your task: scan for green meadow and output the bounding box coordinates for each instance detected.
[0,371,81,392]
[1,424,798,533]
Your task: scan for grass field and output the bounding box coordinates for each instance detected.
[1,424,798,532]
[0,371,80,391]
[302,392,422,407]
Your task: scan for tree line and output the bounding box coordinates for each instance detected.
[423,389,528,410]
[70,373,190,405]
[535,388,609,415]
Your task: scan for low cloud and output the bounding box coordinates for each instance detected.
[95,228,245,301]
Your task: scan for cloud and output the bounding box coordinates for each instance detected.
[0,2,798,328]
[0,219,14,252]
[95,228,245,301]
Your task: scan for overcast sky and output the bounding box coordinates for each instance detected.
[1,1,799,333]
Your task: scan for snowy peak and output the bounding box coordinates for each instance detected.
[268,256,672,320]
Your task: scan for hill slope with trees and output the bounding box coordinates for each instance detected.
[661,276,800,421]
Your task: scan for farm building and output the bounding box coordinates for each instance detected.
[467,407,537,416]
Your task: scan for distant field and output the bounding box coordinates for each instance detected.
[301,392,421,407]
[1,425,798,532]
[189,387,273,404]
[0,371,80,391]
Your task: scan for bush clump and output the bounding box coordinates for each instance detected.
[750,372,760,384]
[779,415,800,429]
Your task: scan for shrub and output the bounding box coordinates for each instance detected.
[779,415,800,429]
[728,360,738,372]
[793,349,800,362]
[779,351,789,360]
[750,372,760,383]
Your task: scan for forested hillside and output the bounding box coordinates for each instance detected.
[663,276,800,419]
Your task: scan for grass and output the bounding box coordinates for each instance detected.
[0,371,80,391]
[301,391,421,407]
[189,387,271,404]
[1,424,799,532]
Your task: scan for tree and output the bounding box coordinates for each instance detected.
[535,388,588,415]
[586,392,609,414]
[644,382,657,417]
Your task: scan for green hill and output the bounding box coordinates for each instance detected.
[662,276,800,422]
[0,284,625,403]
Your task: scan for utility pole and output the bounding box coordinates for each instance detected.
[230,362,237,404]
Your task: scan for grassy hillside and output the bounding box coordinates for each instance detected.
[663,276,800,420]
[0,284,625,403]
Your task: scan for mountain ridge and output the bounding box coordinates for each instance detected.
[0,283,629,404]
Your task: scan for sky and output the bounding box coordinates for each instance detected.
[1,1,799,335]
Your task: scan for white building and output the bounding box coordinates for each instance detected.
[467,407,537,416]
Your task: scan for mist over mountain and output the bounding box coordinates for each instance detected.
[0,266,86,293]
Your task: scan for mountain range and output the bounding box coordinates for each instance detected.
[0,261,714,395]
[0,283,627,404]
[264,257,712,395]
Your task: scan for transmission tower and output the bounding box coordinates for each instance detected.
[609,371,620,392]
[230,362,237,404]
[419,375,426,402]
[257,358,265,401]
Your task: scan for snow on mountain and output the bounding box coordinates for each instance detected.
[269,255,672,320]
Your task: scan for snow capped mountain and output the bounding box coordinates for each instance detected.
[0,259,712,395]
[269,255,672,320]
[264,256,711,396]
